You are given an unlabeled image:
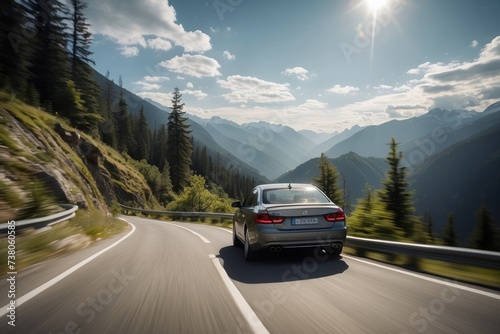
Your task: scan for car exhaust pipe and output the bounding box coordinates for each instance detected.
[331,243,342,249]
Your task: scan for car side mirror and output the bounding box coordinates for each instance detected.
[231,201,242,208]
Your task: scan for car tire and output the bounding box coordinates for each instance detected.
[233,223,243,247]
[331,246,343,257]
[244,228,258,261]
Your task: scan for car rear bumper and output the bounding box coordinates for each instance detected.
[249,224,347,251]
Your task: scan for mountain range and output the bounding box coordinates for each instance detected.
[93,69,500,245]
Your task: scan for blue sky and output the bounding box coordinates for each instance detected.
[85,0,500,133]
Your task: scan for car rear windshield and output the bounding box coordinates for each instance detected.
[262,187,331,204]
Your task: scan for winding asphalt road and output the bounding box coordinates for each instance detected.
[1,216,499,333]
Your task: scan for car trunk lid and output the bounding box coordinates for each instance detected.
[264,204,344,230]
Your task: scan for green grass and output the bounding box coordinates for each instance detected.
[0,179,24,208]
[0,210,128,275]
[344,246,500,289]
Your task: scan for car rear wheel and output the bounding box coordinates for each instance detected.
[244,228,258,261]
[331,246,343,257]
[233,223,243,247]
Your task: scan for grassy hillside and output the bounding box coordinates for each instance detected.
[0,91,159,223]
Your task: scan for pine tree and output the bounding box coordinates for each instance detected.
[442,213,457,246]
[347,184,404,240]
[0,0,31,99]
[68,0,102,133]
[115,91,134,153]
[151,124,168,170]
[135,106,150,161]
[424,209,434,241]
[25,0,72,113]
[313,153,343,206]
[349,184,375,235]
[68,0,94,77]
[167,88,192,192]
[468,205,496,251]
[101,71,116,147]
[380,138,416,237]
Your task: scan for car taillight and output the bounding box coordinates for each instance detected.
[324,209,345,222]
[255,214,285,224]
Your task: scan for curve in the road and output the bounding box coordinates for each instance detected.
[0,219,136,317]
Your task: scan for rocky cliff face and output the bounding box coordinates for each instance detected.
[0,94,158,222]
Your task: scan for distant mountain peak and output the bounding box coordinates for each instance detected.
[484,101,500,114]
[208,116,239,127]
[423,107,477,121]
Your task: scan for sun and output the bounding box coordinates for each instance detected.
[365,0,389,13]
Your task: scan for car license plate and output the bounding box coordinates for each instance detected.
[291,217,318,225]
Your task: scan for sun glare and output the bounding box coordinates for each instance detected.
[366,0,389,13]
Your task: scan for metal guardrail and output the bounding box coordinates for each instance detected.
[346,236,500,270]
[118,204,233,219]
[0,204,78,233]
[120,204,500,270]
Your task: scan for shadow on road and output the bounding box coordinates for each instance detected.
[217,246,349,284]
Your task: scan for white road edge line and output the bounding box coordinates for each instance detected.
[342,254,500,300]
[164,222,211,243]
[0,219,136,317]
[209,226,232,234]
[209,254,269,334]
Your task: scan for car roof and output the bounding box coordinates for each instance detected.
[256,183,317,190]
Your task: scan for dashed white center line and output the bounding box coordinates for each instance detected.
[209,254,269,334]
[164,222,211,243]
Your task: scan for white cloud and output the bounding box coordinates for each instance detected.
[384,105,426,118]
[420,36,500,106]
[324,36,500,123]
[471,40,479,48]
[283,67,309,81]
[217,75,295,103]
[144,76,170,83]
[133,81,161,90]
[146,37,173,51]
[182,89,207,100]
[136,91,173,107]
[393,84,412,92]
[187,82,194,88]
[374,84,392,90]
[295,99,329,110]
[119,46,139,57]
[159,54,221,78]
[85,0,211,54]
[326,84,360,95]
[223,50,236,61]
[148,36,500,133]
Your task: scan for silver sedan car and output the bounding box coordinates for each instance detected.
[232,183,347,260]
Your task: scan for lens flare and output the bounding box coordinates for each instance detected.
[366,0,389,13]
